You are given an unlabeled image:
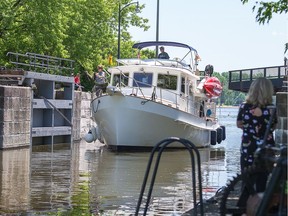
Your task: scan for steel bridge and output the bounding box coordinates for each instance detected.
[228,65,287,93]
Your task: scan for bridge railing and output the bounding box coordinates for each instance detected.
[229,65,286,92]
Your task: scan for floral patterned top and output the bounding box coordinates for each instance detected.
[237,103,277,167]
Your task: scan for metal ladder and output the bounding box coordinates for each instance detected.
[135,137,204,216]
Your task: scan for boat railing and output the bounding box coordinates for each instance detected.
[118,72,218,121]
[117,58,192,72]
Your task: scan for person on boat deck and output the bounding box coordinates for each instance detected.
[158,46,170,59]
[93,65,106,96]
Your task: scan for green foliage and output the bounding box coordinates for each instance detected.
[240,0,288,24]
[213,72,246,105]
[0,0,150,88]
[139,48,156,59]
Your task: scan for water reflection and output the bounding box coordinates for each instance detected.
[0,148,30,212]
[90,149,213,215]
[30,144,73,212]
[0,107,241,215]
[0,143,229,215]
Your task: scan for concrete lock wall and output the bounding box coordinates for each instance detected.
[72,91,81,141]
[72,91,94,141]
[0,86,93,149]
[0,85,32,149]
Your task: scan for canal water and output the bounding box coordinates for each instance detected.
[0,107,241,215]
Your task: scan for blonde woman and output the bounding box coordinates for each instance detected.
[236,77,277,193]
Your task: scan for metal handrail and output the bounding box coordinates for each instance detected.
[135,137,204,216]
[117,58,192,73]
[6,52,74,74]
[229,65,285,83]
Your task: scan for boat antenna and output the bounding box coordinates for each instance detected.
[155,0,160,57]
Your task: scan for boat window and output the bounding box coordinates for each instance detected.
[189,80,194,94]
[133,72,153,87]
[181,77,185,93]
[112,73,129,86]
[157,74,177,90]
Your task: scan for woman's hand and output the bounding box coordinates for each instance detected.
[236,120,243,129]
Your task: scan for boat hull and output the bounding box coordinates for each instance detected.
[91,95,221,150]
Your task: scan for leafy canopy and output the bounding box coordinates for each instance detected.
[241,0,287,24]
[0,0,149,72]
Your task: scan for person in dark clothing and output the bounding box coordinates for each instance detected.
[93,65,107,97]
[158,46,169,59]
[236,77,277,193]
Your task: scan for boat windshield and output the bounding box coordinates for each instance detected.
[132,41,197,52]
[130,41,199,71]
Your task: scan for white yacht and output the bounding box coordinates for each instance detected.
[84,41,225,150]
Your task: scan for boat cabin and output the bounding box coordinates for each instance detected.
[107,58,218,121]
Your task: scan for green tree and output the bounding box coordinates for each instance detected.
[0,0,150,90]
[0,0,69,60]
[241,0,288,24]
[64,0,116,71]
[0,0,149,70]
[214,72,246,106]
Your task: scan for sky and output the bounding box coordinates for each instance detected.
[129,0,287,72]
